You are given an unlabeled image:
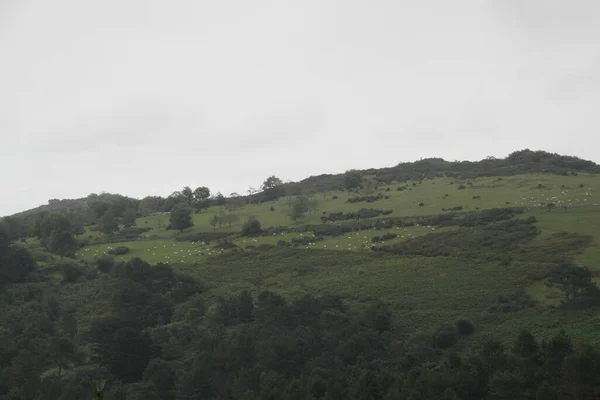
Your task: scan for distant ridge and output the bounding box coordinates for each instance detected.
[6,149,599,218]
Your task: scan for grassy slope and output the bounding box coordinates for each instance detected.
[47,172,600,343]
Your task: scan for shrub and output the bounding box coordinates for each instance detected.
[241,217,262,237]
[108,246,129,255]
[372,233,398,243]
[217,241,238,250]
[347,194,384,204]
[434,324,459,349]
[455,318,476,336]
[59,261,84,283]
[97,255,116,273]
[175,231,231,242]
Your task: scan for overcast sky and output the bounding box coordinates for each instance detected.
[1,0,599,216]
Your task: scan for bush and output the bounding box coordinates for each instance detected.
[347,194,383,204]
[455,318,476,336]
[434,324,459,349]
[241,217,262,237]
[108,246,129,255]
[97,255,116,273]
[321,208,393,222]
[372,233,398,243]
[216,240,238,250]
[59,261,84,283]
[175,231,231,242]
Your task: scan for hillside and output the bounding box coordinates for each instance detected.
[6,149,599,219]
[2,149,600,399]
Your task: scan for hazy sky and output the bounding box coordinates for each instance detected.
[1,0,599,216]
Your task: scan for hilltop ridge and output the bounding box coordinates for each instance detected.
[5,149,599,219]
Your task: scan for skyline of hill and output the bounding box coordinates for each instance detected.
[5,148,599,219]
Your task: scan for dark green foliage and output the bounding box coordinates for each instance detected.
[214,191,227,205]
[59,260,84,283]
[122,208,137,227]
[362,299,392,333]
[111,277,174,328]
[455,318,475,336]
[372,233,398,243]
[93,326,153,383]
[100,210,120,235]
[512,329,539,359]
[371,218,590,268]
[214,290,255,325]
[143,358,176,399]
[0,243,36,284]
[347,194,384,203]
[261,175,285,201]
[175,230,231,242]
[264,207,525,238]
[5,279,600,399]
[107,246,129,255]
[168,202,193,231]
[546,264,600,307]
[96,254,115,273]
[241,217,262,236]
[321,208,393,222]
[343,169,363,191]
[441,205,463,211]
[33,212,79,257]
[433,324,459,349]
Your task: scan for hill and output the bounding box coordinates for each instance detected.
[2,149,600,399]
[5,148,599,219]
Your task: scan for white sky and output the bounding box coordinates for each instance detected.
[1,0,599,216]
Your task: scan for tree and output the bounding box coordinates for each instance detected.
[48,335,80,377]
[181,186,194,204]
[343,169,363,191]
[261,175,285,201]
[220,213,240,228]
[169,203,194,232]
[193,186,211,212]
[143,358,176,399]
[36,213,78,257]
[362,179,377,195]
[241,217,262,236]
[122,208,137,227]
[513,329,539,359]
[226,196,246,213]
[193,186,211,202]
[94,327,152,383]
[546,264,600,306]
[209,215,220,231]
[290,196,310,220]
[100,211,119,235]
[139,196,163,216]
[214,192,226,206]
